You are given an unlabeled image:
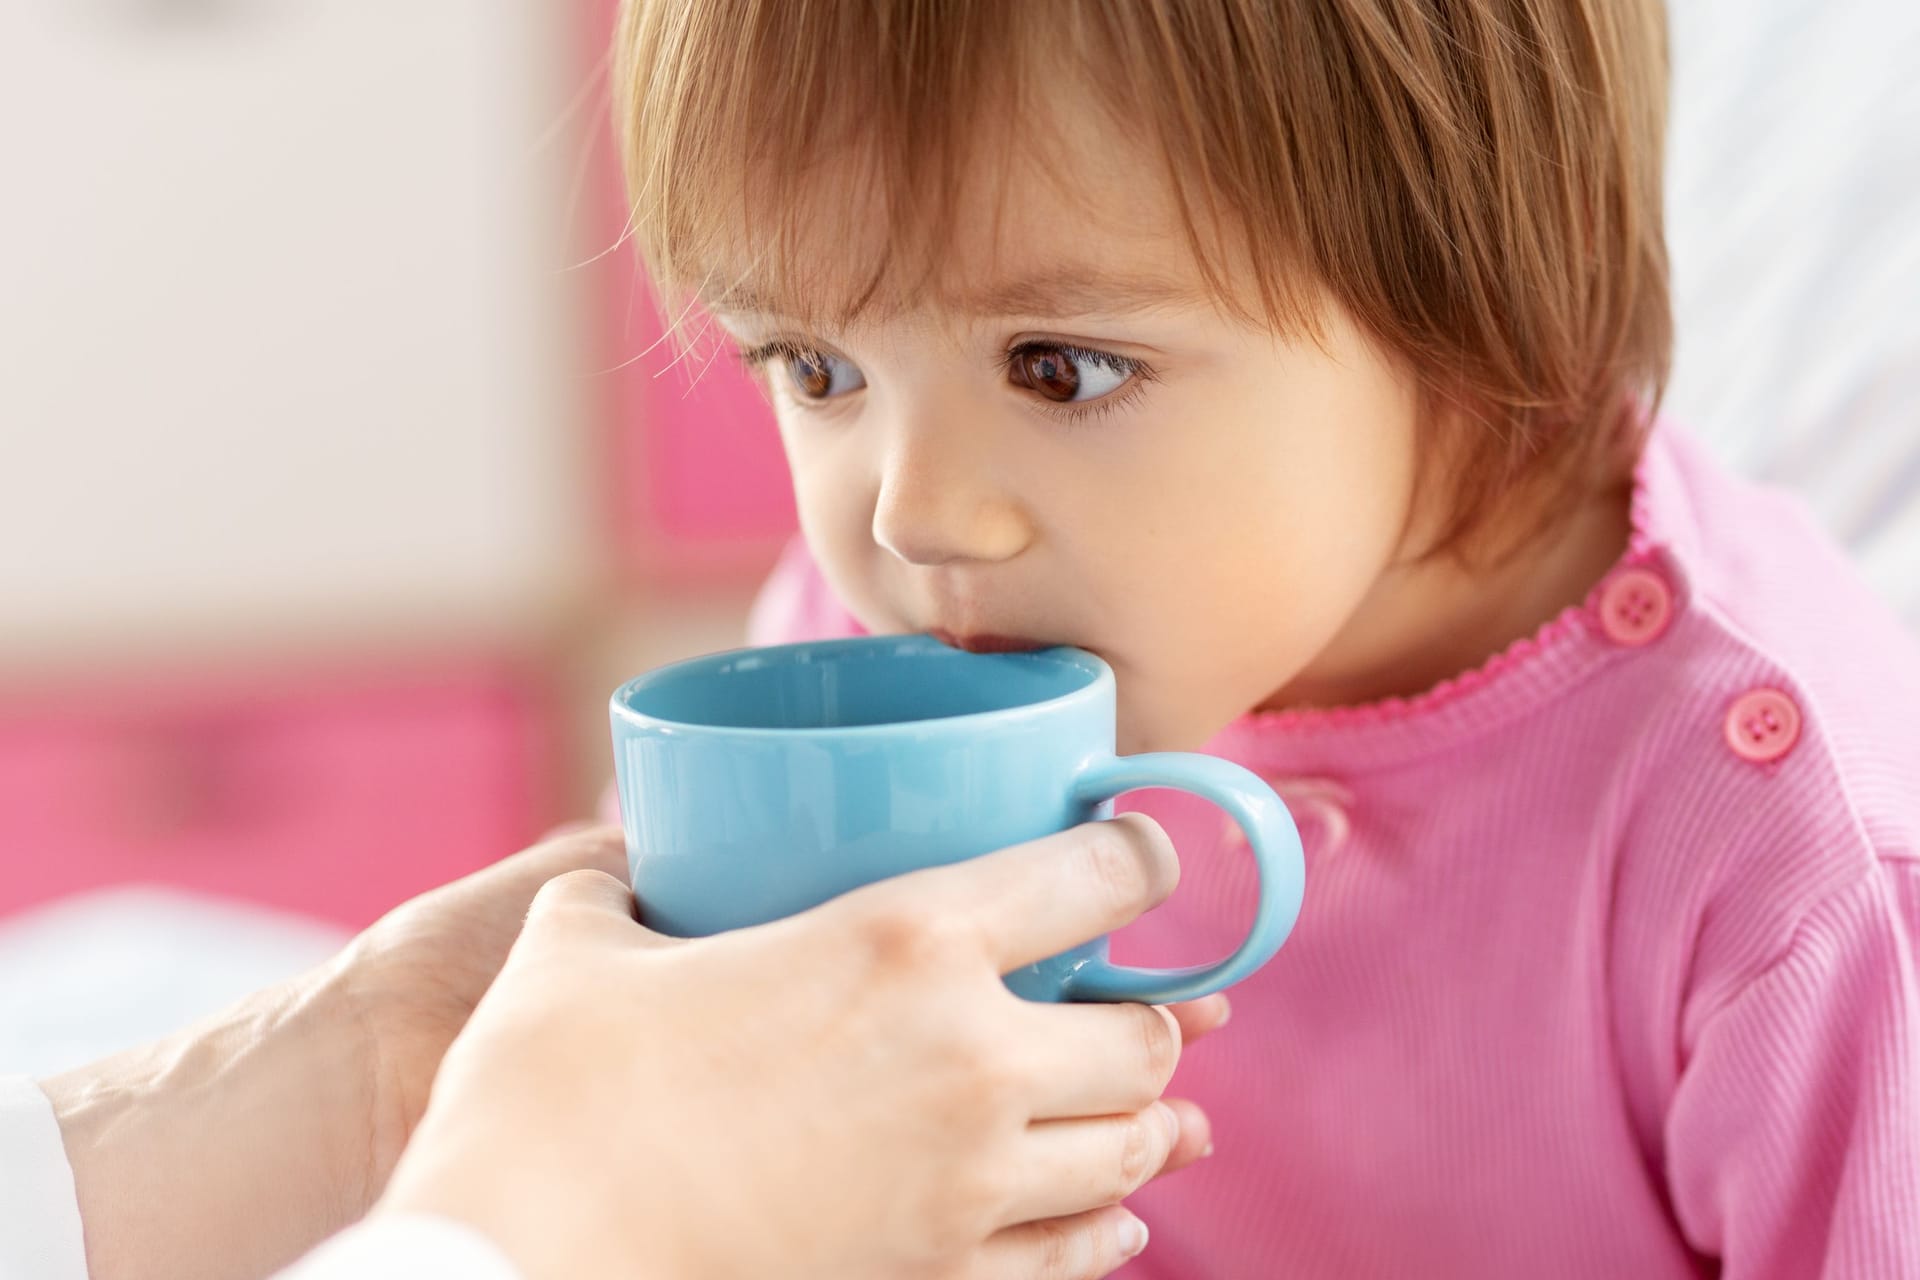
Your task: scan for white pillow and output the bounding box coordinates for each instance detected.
[1664,0,1920,626]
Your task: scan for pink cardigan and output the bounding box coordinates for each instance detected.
[748,425,1920,1278]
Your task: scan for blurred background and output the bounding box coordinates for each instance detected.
[1,0,1915,1076]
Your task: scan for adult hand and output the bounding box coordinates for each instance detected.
[382,814,1215,1280]
[46,820,1225,1280]
[44,824,628,1280]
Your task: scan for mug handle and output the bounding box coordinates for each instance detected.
[1062,752,1305,1005]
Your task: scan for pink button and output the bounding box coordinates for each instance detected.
[1724,688,1802,764]
[1597,567,1674,646]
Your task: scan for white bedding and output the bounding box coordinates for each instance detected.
[0,889,346,1076]
[1665,0,1920,624]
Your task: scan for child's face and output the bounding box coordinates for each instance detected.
[708,92,1425,752]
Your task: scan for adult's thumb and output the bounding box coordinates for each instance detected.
[524,868,678,950]
[527,868,636,923]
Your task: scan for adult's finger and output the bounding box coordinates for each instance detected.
[521,864,696,959]
[1012,1002,1181,1120]
[968,1205,1150,1280]
[449,825,630,919]
[524,823,629,882]
[1001,1103,1181,1226]
[859,814,1179,973]
[523,868,645,938]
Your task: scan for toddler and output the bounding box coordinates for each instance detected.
[613,1,1920,1274]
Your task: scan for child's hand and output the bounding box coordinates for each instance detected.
[382,815,1208,1280]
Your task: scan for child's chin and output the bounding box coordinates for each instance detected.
[1117,694,1239,757]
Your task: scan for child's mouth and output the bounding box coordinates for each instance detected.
[928,628,1050,654]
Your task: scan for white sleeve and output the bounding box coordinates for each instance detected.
[0,1075,89,1280]
[1,1073,521,1280]
[272,1215,524,1280]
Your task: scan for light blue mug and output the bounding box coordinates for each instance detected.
[609,635,1305,1003]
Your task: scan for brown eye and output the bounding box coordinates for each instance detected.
[782,349,864,400]
[1010,345,1081,401]
[1005,342,1135,407]
[787,352,830,398]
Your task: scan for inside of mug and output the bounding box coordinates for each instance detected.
[622,641,1100,730]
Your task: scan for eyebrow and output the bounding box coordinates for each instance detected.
[955,266,1205,318]
[707,264,1204,323]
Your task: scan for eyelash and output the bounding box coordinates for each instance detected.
[735,340,822,379]
[735,339,1156,425]
[998,341,1155,425]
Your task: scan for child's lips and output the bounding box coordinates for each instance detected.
[928,628,1050,654]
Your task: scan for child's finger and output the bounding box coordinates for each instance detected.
[1157,1097,1214,1174]
[1167,993,1232,1045]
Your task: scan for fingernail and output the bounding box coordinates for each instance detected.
[1202,1141,1215,1158]
[1119,1214,1150,1258]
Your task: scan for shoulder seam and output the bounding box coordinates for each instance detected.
[1684,861,1891,1041]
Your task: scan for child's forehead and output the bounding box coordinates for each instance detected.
[695,153,1220,328]
[702,260,1210,329]
[653,42,1260,329]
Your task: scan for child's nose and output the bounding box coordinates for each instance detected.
[871,431,1031,567]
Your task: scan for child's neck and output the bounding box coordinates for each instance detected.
[1263,475,1634,714]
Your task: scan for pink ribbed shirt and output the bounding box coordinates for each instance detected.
[749,425,1920,1278]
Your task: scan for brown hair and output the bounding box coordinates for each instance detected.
[613,0,1672,559]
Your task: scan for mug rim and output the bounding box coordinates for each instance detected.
[610,635,1113,739]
